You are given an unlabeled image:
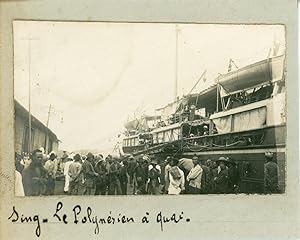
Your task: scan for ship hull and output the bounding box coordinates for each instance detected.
[122,124,286,193]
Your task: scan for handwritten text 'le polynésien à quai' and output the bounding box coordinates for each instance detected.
[7,201,191,237]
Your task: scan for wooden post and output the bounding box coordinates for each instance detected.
[45,104,52,154]
[216,80,220,113]
[174,24,179,101]
[21,34,39,154]
[28,39,32,153]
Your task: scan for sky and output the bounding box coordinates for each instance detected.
[13,21,285,154]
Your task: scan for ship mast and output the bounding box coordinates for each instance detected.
[174,24,179,102]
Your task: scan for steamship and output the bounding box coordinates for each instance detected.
[120,54,286,193]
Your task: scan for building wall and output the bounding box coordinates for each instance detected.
[52,141,59,154]
[15,115,25,154]
[15,114,59,155]
[32,127,47,151]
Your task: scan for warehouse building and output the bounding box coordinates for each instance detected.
[15,100,59,155]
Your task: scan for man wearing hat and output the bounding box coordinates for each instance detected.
[39,147,47,166]
[147,157,161,195]
[108,156,122,195]
[178,157,194,192]
[44,152,57,195]
[163,156,172,194]
[94,155,108,195]
[187,156,203,194]
[199,159,212,194]
[63,154,74,193]
[133,156,147,194]
[227,158,240,193]
[210,160,219,193]
[168,158,185,195]
[68,154,83,195]
[127,155,136,187]
[119,158,129,195]
[59,151,68,173]
[82,153,99,195]
[22,149,48,196]
[214,156,229,194]
[264,151,279,193]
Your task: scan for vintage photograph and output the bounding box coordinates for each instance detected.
[13,21,286,196]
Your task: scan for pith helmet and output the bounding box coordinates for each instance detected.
[216,156,228,164]
[265,151,274,159]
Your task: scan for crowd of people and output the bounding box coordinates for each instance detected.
[14,148,280,196]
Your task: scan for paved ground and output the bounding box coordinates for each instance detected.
[54,180,163,195]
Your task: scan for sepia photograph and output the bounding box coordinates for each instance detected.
[13,21,286,197]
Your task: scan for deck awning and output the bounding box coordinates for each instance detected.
[179,84,218,110]
[124,115,159,132]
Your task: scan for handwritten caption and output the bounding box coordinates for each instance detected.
[7,201,191,237]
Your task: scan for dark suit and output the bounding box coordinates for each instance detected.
[214,168,229,194]
[22,163,47,196]
[264,161,279,193]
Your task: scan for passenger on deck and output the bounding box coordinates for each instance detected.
[203,125,209,136]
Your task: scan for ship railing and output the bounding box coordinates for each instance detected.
[181,123,285,151]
